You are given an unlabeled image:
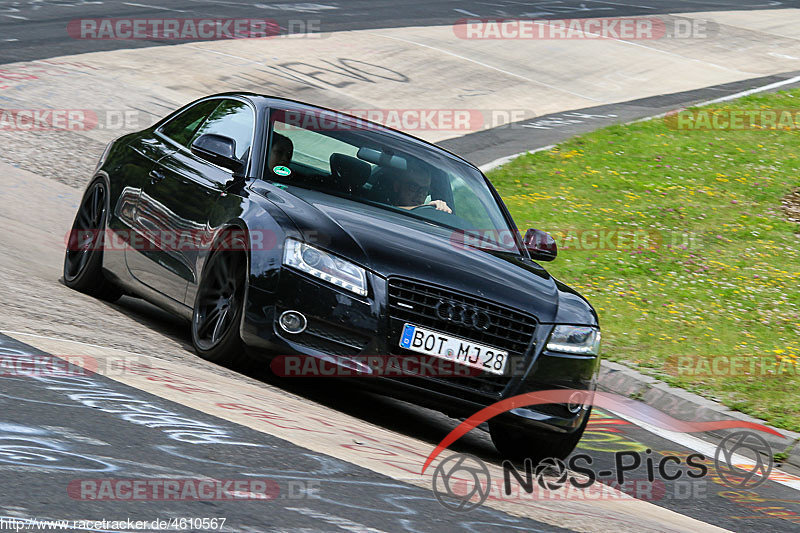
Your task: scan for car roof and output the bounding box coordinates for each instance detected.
[206,91,482,172]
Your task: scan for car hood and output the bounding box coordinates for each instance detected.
[253,183,596,325]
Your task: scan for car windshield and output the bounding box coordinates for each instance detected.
[263,107,520,254]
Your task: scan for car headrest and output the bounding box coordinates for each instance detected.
[365,165,402,204]
[330,153,372,192]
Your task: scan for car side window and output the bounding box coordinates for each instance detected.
[270,120,361,174]
[159,100,220,147]
[190,100,255,161]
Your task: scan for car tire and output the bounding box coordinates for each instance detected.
[489,408,592,464]
[63,178,123,303]
[190,232,251,367]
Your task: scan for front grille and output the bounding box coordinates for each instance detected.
[387,278,537,397]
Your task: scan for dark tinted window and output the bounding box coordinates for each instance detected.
[190,100,255,160]
[159,99,219,147]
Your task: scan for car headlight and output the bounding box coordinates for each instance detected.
[546,325,601,355]
[283,238,368,296]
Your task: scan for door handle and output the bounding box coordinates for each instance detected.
[149,169,166,184]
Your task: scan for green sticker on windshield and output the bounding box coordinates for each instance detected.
[273,165,291,177]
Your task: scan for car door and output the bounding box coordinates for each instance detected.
[127,97,256,303]
[113,135,176,247]
[122,99,217,282]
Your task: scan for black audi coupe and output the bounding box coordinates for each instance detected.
[64,93,601,461]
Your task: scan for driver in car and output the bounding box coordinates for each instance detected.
[392,162,452,213]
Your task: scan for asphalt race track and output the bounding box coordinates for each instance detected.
[1,1,800,531]
[0,0,791,63]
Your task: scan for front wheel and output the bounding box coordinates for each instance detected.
[63,178,122,302]
[490,408,592,464]
[191,234,249,366]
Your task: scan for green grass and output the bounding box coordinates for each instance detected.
[488,89,800,431]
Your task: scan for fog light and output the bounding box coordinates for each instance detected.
[279,310,307,334]
[567,391,585,414]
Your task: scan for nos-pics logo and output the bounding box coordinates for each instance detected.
[432,430,774,511]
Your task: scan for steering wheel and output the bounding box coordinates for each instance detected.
[410,204,439,212]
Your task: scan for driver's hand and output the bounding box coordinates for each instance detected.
[427,200,452,214]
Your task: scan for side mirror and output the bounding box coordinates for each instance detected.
[191,134,244,173]
[523,228,557,261]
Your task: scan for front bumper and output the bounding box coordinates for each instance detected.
[241,267,600,434]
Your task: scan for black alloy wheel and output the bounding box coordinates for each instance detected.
[63,178,122,302]
[191,233,249,365]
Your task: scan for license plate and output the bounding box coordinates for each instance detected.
[398,323,508,376]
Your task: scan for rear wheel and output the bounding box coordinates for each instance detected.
[191,234,250,366]
[490,408,591,464]
[63,178,122,302]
